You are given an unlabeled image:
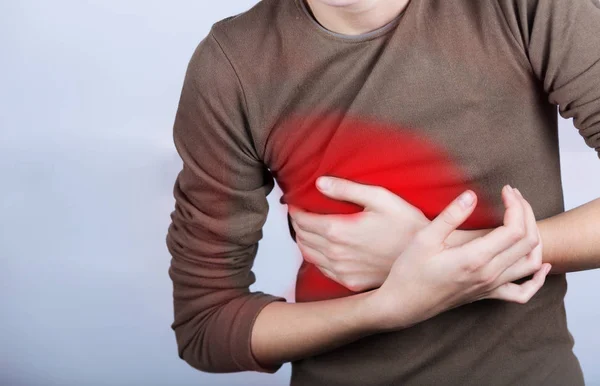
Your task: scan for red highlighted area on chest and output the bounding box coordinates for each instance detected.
[265,111,500,302]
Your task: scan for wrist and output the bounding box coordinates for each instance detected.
[352,289,384,334]
[357,288,414,334]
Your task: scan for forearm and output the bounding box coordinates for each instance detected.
[537,197,600,274]
[446,198,600,274]
[251,290,384,368]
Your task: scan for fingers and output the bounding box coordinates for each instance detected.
[297,235,366,290]
[316,176,389,211]
[289,205,349,242]
[461,185,527,266]
[290,215,330,250]
[318,265,338,282]
[486,263,551,304]
[489,229,543,287]
[491,249,540,286]
[482,188,542,280]
[296,236,330,269]
[423,189,477,245]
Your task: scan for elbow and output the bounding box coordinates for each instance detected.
[166,234,286,374]
[169,293,286,374]
[173,319,241,373]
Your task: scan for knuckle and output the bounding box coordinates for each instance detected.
[507,225,526,242]
[322,269,335,280]
[323,261,337,273]
[336,272,361,292]
[475,242,494,260]
[526,233,540,249]
[515,292,532,304]
[529,255,542,272]
[293,218,304,230]
[326,244,345,261]
[454,269,471,285]
[296,233,308,245]
[515,225,527,240]
[303,254,314,264]
[324,223,341,242]
[329,261,345,275]
[345,279,365,292]
[479,271,497,287]
[462,257,482,274]
[517,286,536,304]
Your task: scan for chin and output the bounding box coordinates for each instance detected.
[311,0,370,7]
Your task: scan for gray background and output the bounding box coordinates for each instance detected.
[1,1,598,385]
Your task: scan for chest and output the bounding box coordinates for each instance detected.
[259,11,558,225]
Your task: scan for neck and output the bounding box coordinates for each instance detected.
[304,0,410,36]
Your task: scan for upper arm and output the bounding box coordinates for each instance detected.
[498,0,600,158]
[166,29,286,373]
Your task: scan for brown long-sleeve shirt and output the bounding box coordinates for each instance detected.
[166,0,600,384]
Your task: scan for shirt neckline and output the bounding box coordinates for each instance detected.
[294,0,408,43]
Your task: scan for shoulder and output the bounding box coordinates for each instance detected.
[183,0,291,88]
[492,0,599,46]
[184,0,284,83]
[209,0,288,61]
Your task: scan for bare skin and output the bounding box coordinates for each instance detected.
[289,175,600,290]
[288,176,541,292]
[250,0,554,369]
[297,0,599,279]
[537,199,600,273]
[252,185,550,367]
[304,0,411,36]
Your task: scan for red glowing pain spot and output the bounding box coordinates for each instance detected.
[265,110,500,302]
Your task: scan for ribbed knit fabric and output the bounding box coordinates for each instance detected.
[166,0,600,384]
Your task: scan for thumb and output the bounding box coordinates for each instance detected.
[316,176,382,209]
[426,190,477,244]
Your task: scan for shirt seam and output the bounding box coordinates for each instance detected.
[208,28,263,163]
[292,0,404,44]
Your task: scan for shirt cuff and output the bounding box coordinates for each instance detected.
[230,293,288,373]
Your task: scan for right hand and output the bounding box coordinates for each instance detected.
[367,184,551,332]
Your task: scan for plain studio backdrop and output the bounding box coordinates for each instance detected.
[1,1,599,385]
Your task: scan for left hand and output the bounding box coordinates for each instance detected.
[289,176,431,292]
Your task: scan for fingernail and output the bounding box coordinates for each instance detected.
[458,190,475,208]
[317,177,331,191]
[545,265,552,275]
[506,184,514,193]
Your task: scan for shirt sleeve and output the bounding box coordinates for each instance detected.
[498,0,600,158]
[166,28,287,373]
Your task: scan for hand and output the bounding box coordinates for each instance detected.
[288,176,430,292]
[366,185,550,332]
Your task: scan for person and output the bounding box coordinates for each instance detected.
[165,0,600,384]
